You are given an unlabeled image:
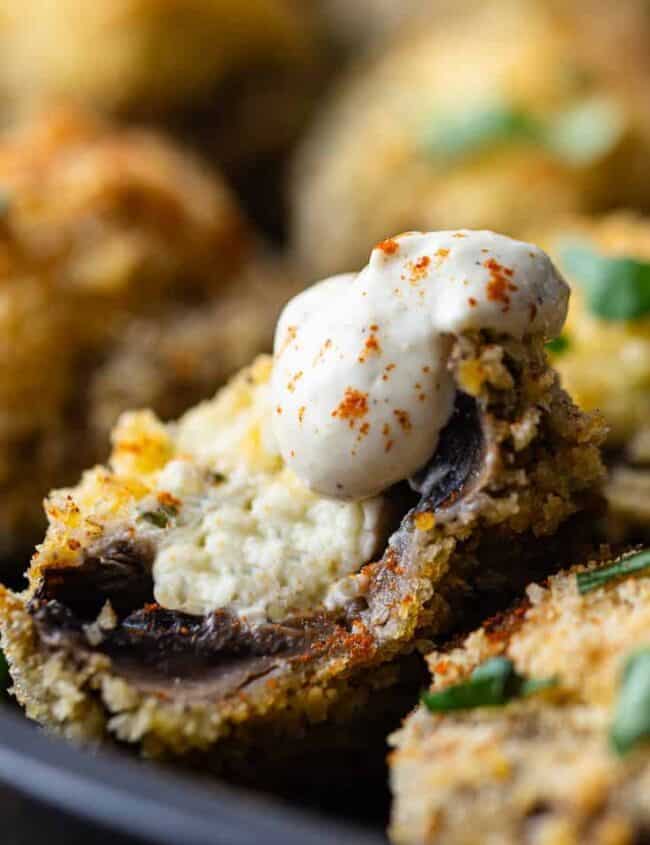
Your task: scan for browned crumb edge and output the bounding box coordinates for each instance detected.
[0,333,606,763]
[388,553,650,845]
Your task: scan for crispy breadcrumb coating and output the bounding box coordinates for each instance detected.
[390,557,650,845]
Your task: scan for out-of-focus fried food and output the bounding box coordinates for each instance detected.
[390,554,650,845]
[293,0,650,276]
[0,0,315,115]
[0,106,297,561]
[540,214,650,538]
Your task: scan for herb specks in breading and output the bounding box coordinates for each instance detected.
[422,657,556,713]
[139,503,178,529]
[577,549,650,594]
[611,649,650,755]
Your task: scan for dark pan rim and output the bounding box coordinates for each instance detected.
[0,707,385,845]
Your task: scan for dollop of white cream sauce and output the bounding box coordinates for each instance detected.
[272,230,568,500]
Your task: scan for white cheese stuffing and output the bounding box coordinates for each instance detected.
[150,362,388,622]
[272,230,568,500]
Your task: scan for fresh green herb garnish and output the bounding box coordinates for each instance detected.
[610,648,650,755]
[139,503,178,529]
[422,98,622,166]
[560,242,650,321]
[210,472,227,484]
[546,335,570,356]
[422,657,556,713]
[576,549,650,595]
[423,104,541,160]
[544,98,623,166]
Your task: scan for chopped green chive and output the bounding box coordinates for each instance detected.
[422,104,541,160]
[139,503,178,529]
[210,472,227,484]
[422,657,556,713]
[546,335,570,356]
[544,98,623,166]
[610,649,650,755]
[560,241,650,321]
[422,98,622,166]
[576,549,650,594]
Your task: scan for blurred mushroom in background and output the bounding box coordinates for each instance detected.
[538,213,650,539]
[0,105,301,566]
[292,0,650,276]
[0,0,330,239]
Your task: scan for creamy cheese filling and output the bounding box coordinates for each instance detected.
[145,361,388,623]
[272,230,569,500]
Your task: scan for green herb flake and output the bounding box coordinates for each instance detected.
[138,503,178,530]
[560,241,650,321]
[422,657,556,713]
[210,472,227,484]
[545,98,623,166]
[546,335,570,356]
[422,104,541,160]
[610,648,650,755]
[576,549,650,595]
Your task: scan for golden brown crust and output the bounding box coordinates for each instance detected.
[389,557,650,845]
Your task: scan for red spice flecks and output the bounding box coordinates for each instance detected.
[314,337,333,365]
[287,370,303,392]
[357,422,371,442]
[422,365,431,374]
[358,332,381,363]
[484,257,519,311]
[157,491,181,509]
[435,247,450,260]
[277,325,297,356]
[67,539,81,551]
[382,362,396,381]
[468,297,478,307]
[382,423,391,436]
[298,406,306,423]
[376,237,399,255]
[409,254,431,283]
[393,409,412,432]
[331,388,369,423]
[385,439,394,453]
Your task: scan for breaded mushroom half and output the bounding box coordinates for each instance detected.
[540,214,650,537]
[0,327,604,764]
[389,553,650,845]
[293,0,650,276]
[0,106,298,561]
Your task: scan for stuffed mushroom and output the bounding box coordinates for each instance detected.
[0,231,604,767]
[389,549,650,845]
[293,0,650,276]
[540,213,650,538]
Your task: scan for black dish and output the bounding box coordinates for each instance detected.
[0,707,385,845]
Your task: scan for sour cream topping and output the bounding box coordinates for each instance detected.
[272,230,569,501]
